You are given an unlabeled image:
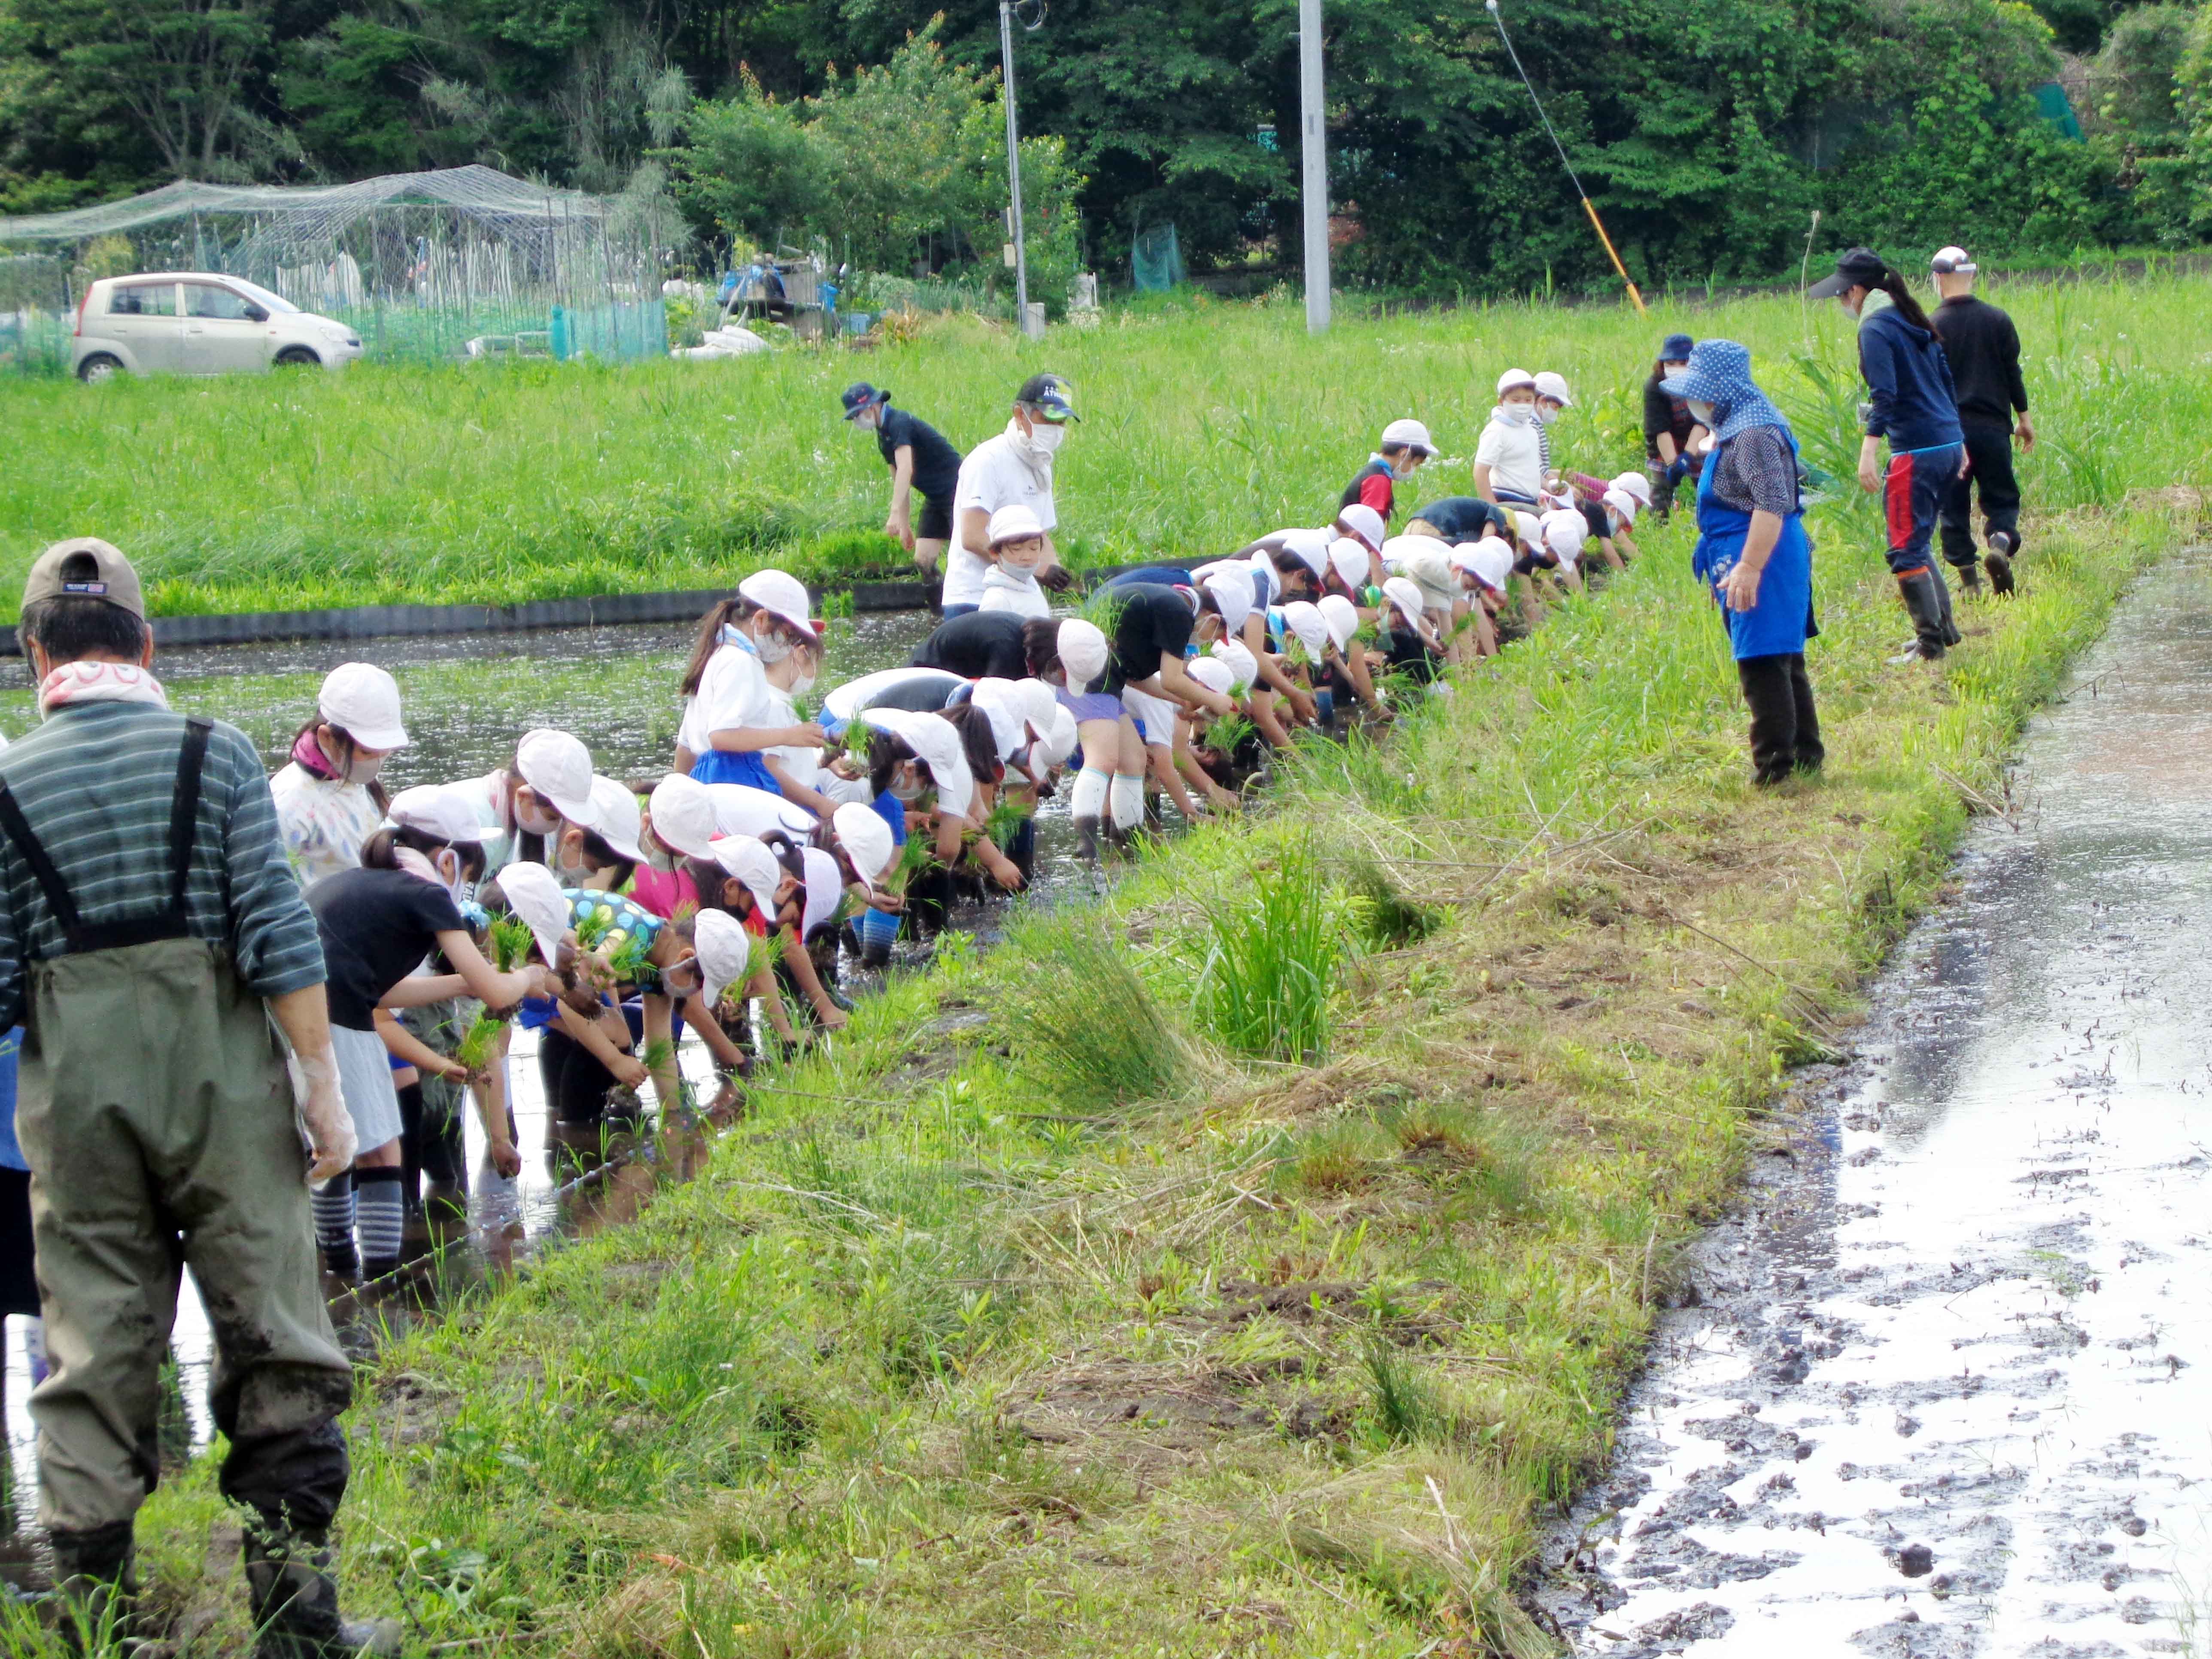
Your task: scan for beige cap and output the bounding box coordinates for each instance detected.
[24,538,145,622]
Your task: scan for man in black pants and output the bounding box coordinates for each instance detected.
[843,383,963,579]
[1929,246,2033,596]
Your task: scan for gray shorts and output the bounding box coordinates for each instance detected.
[331,1022,404,1152]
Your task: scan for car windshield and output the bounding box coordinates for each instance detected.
[225,278,300,315]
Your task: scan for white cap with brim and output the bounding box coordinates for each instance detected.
[737,568,821,643]
[966,678,1027,762]
[1512,510,1544,550]
[1211,637,1259,694]
[1609,471,1653,508]
[1496,367,1537,396]
[515,729,596,823]
[830,801,894,893]
[383,784,488,846]
[585,775,646,864]
[318,662,410,751]
[707,833,784,921]
[1014,678,1057,739]
[1533,371,1572,406]
[1057,619,1109,692]
[986,504,1046,548]
[1317,593,1361,652]
[1202,570,1252,638]
[1039,705,1080,768]
[496,861,571,971]
[1186,656,1234,698]
[1380,577,1429,633]
[692,908,754,1008]
[1328,537,1371,589]
[1541,507,1588,565]
[1469,540,1516,592]
[1278,527,1331,577]
[889,711,975,818]
[1380,417,1437,457]
[1336,503,1386,552]
[1602,487,1638,526]
[1280,600,1332,659]
[648,773,719,861]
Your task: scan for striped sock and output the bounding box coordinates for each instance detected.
[310,1173,357,1274]
[355,1168,407,1279]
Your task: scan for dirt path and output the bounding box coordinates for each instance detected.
[1536,553,2212,1657]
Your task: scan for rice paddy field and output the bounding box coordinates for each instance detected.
[2,278,2208,1656]
[0,272,2205,617]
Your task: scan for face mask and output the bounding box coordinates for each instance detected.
[789,668,817,696]
[516,797,563,837]
[643,840,675,873]
[1689,400,1717,426]
[346,752,386,786]
[1030,422,1066,454]
[889,775,924,803]
[1501,403,1535,426]
[753,629,793,665]
[1389,458,1418,480]
[1535,404,1560,426]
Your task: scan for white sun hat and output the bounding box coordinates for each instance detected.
[692,907,755,1008]
[1496,367,1537,396]
[584,775,646,864]
[1202,570,1253,638]
[1328,537,1372,589]
[1379,577,1428,634]
[889,710,975,818]
[382,785,487,845]
[1380,417,1438,456]
[647,773,718,861]
[1280,600,1332,660]
[830,801,894,893]
[495,860,571,970]
[1533,371,1573,406]
[986,504,1046,548]
[737,568,820,642]
[1056,619,1109,692]
[1211,637,1259,694]
[514,729,596,823]
[1336,503,1386,552]
[318,663,410,751]
[1316,593,1361,652]
[1185,656,1234,698]
[707,833,784,920]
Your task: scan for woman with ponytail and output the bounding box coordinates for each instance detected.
[1809,246,1967,663]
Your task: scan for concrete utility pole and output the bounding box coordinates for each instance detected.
[1298,0,1331,334]
[999,0,1044,340]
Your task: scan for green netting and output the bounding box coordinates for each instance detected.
[1132,223,1185,292]
[2034,82,2085,142]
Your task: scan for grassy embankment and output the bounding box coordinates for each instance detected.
[2,280,2204,1658]
[0,268,2191,617]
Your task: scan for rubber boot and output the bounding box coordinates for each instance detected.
[1985,531,2017,597]
[46,1522,135,1653]
[1735,656,1799,786]
[1932,562,1962,646]
[1954,558,1983,596]
[244,1526,399,1659]
[1891,568,1948,662]
[1072,815,1101,861]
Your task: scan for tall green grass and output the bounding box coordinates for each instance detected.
[1191,834,1344,1063]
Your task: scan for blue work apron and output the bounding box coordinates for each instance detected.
[1693,433,1816,661]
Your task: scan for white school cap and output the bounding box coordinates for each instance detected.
[1455,538,1515,593]
[889,710,974,817]
[1380,417,1437,456]
[692,907,754,1008]
[1609,471,1653,508]
[1013,678,1057,735]
[583,776,646,863]
[1277,526,1331,577]
[1280,600,1332,659]
[1328,537,1371,589]
[1335,503,1386,553]
[986,504,1046,548]
[1540,507,1588,564]
[1039,705,1080,768]
[1511,510,1544,549]
[514,729,596,823]
[1185,656,1234,699]
[1533,371,1572,406]
[1602,487,1639,526]
[318,663,410,750]
[383,785,487,846]
[1201,569,1253,638]
[1496,367,1537,396]
[963,678,1027,761]
[1056,619,1109,692]
[1379,534,1436,573]
[1379,577,1428,633]
[737,568,820,642]
[1316,593,1361,652]
[495,860,571,971]
[647,773,718,861]
[707,833,784,921]
[1210,637,1259,694]
[830,801,894,893]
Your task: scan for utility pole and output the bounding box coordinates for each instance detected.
[999,0,1044,340]
[1297,0,1330,334]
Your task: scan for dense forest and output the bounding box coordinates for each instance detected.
[3,0,2210,295]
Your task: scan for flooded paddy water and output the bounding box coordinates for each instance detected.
[1537,553,2212,1655]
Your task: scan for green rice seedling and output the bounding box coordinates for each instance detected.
[488,914,535,973]
[639,1036,676,1076]
[1200,709,1255,760]
[1193,834,1343,1063]
[604,927,656,984]
[1361,1332,1446,1447]
[572,904,613,951]
[1343,853,1441,950]
[1002,916,1197,1112]
[980,794,1032,850]
[886,828,936,895]
[453,1012,505,1073]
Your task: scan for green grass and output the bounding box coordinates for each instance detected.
[4,272,2209,617]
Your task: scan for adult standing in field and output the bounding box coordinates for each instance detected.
[1928,246,2033,597]
[0,540,395,1653]
[1643,333,1708,521]
[1664,341,1823,785]
[1809,246,1967,663]
[946,373,1080,617]
[842,383,964,580]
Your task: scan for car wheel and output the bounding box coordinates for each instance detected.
[77,354,123,384]
[275,346,321,368]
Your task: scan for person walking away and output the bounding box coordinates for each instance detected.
[0,539,394,1653]
[947,374,1080,617]
[1809,246,1966,662]
[270,664,411,892]
[1339,420,1438,524]
[842,383,964,580]
[1927,246,2032,596]
[1662,341,1823,785]
[1474,370,1546,509]
[1643,334,1708,521]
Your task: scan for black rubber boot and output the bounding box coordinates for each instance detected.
[244,1526,399,1659]
[1072,815,1101,861]
[1985,531,2017,597]
[1736,656,1799,785]
[1892,569,1949,662]
[1954,558,1983,596]
[1788,654,1825,775]
[1932,561,1962,645]
[46,1521,136,1652]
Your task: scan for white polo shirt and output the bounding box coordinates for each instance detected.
[948,430,1057,607]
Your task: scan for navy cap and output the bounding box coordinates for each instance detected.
[1661,333,1694,362]
[841,382,888,419]
[1017,372,1079,422]
[1807,246,1890,299]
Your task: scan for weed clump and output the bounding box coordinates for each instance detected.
[1194,835,1345,1063]
[1002,916,1197,1111]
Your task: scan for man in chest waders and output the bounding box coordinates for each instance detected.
[0,540,394,1656]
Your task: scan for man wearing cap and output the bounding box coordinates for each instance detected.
[842,383,965,579]
[1339,419,1438,524]
[1643,334,1706,520]
[1928,247,2032,596]
[0,541,392,1651]
[947,373,1080,617]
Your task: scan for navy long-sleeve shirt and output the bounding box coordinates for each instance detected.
[1858,304,1963,454]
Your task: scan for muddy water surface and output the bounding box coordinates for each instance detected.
[1538,553,2212,1654]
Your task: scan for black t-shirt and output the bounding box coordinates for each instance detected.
[857,672,962,715]
[1404,496,1507,541]
[876,406,964,503]
[1643,376,1696,458]
[1106,584,1194,692]
[909,610,1030,679]
[309,866,467,1032]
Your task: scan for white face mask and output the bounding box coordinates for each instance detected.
[753,629,793,665]
[642,839,676,873]
[346,752,386,786]
[1535,403,1561,426]
[1029,422,1066,454]
[789,668,817,696]
[515,796,563,838]
[556,850,594,886]
[1501,402,1536,426]
[889,774,924,802]
[1689,399,1718,426]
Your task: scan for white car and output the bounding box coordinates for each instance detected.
[71,273,364,382]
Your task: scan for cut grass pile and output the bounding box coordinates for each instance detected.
[63,483,2193,1656]
[0,270,2207,616]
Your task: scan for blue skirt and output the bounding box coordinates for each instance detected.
[691,748,782,792]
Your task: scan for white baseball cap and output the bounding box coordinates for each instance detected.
[1464,539,1516,593]
[830,801,894,893]
[1379,577,1428,632]
[585,775,646,864]
[1316,593,1361,652]
[383,784,487,846]
[1931,245,1976,274]
[737,568,820,643]
[1533,371,1573,406]
[1379,534,1435,573]
[1380,417,1437,456]
[318,663,410,751]
[1609,471,1653,508]
[1541,507,1588,564]
[692,907,755,1007]
[1278,527,1331,577]
[1511,510,1544,549]
[515,729,596,823]
[1336,503,1386,552]
[1056,619,1109,692]
[495,860,571,970]
[707,833,784,920]
[1496,367,1537,396]
[647,773,718,861]
[890,710,974,817]
[987,504,1046,547]
[1202,570,1252,638]
[1211,637,1259,694]
[1328,537,1372,589]
[1014,678,1058,737]
[1280,600,1332,659]
[1186,656,1234,698]
[1602,487,1639,525]
[1039,705,1080,768]
[965,678,1027,762]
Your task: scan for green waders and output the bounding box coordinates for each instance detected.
[0,718,377,1656]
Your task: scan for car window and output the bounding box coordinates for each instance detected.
[228,278,300,315]
[109,284,178,318]
[185,283,255,320]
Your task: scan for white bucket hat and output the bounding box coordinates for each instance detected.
[584,775,646,864]
[318,663,410,751]
[830,801,894,893]
[515,729,596,824]
[495,860,571,970]
[647,773,719,861]
[737,568,820,643]
[692,907,755,1007]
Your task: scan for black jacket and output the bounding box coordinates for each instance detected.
[1931,295,2028,427]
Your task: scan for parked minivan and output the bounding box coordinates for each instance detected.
[71,273,364,382]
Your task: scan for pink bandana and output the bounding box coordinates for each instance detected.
[38,660,169,717]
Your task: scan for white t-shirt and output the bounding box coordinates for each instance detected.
[761,681,823,792]
[269,763,386,892]
[1474,411,1546,502]
[948,428,1057,606]
[677,637,772,758]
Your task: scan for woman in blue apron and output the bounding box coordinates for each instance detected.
[1662,340,1824,785]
